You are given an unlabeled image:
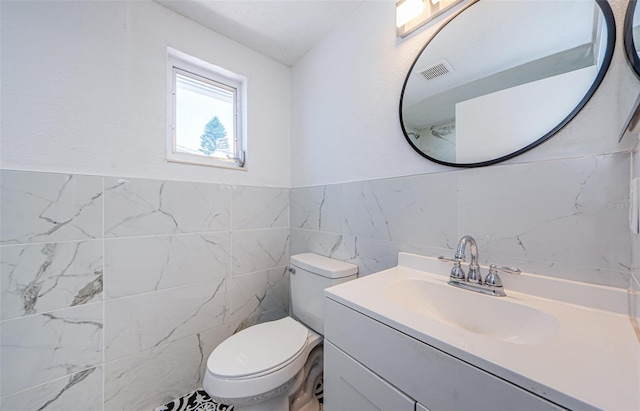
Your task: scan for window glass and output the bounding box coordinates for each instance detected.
[175,70,235,159]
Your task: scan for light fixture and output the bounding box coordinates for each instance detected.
[396,0,465,38]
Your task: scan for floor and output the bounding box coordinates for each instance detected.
[155,389,234,411]
[156,379,323,411]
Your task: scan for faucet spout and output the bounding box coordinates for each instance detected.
[455,235,478,265]
[455,235,481,283]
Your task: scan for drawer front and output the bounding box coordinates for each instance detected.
[325,299,565,411]
[324,341,415,411]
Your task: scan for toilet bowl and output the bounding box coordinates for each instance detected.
[203,253,358,411]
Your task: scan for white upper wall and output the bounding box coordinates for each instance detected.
[0,0,291,188]
[291,0,639,187]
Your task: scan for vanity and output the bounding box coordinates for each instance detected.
[323,252,639,411]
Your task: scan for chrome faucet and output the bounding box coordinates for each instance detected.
[439,235,521,297]
[456,235,481,283]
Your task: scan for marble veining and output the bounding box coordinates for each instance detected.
[230,267,289,327]
[291,153,631,287]
[290,229,345,260]
[290,185,342,233]
[0,303,103,396]
[104,232,231,299]
[104,178,231,237]
[0,171,103,245]
[105,331,233,411]
[457,154,631,275]
[231,186,289,229]
[1,169,294,411]
[231,229,289,276]
[0,366,103,411]
[105,279,227,361]
[342,173,458,246]
[1,240,103,320]
[153,280,226,349]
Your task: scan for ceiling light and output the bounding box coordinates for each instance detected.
[396,0,465,38]
[396,0,423,28]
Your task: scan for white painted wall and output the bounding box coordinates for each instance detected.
[0,0,291,188]
[291,0,640,187]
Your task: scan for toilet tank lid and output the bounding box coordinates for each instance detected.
[290,253,358,278]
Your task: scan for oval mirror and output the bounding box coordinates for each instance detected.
[625,0,640,77]
[622,0,640,137]
[400,0,615,167]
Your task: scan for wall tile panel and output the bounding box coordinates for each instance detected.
[1,239,103,320]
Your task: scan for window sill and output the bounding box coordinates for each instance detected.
[167,153,246,171]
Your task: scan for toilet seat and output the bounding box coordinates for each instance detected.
[204,317,323,402]
[208,317,309,379]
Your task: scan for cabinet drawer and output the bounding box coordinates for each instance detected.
[324,341,415,411]
[325,299,565,411]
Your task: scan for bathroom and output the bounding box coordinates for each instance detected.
[0,0,639,410]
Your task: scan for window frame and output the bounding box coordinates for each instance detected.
[167,48,247,170]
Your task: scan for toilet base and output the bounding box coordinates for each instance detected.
[224,345,324,411]
[290,345,323,411]
[234,392,290,411]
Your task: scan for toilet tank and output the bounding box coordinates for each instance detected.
[289,253,358,335]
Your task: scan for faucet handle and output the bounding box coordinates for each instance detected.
[438,255,466,280]
[491,265,521,275]
[437,255,464,263]
[484,265,503,288]
[485,264,521,287]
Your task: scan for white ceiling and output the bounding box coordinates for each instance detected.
[155,0,363,66]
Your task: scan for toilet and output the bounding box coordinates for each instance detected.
[203,253,358,411]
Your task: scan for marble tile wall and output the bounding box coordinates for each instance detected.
[0,170,290,411]
[291,152,633,289]
[631,140,640,340]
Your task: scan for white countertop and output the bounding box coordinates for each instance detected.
[325,253,640,411]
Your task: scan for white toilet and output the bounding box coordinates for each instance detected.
[203,253,358,411]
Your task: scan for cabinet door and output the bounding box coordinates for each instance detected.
[324,341,415,411]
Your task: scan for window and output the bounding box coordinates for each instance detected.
[167,49,246,169]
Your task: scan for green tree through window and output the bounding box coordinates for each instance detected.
[199,116,230,155]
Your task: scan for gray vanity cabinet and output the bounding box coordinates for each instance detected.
[323,298,565,411]
[324,342,415,411]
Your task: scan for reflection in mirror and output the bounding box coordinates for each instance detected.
[630,0,640,71]
[622,0,640,137]
[400,0,614,167]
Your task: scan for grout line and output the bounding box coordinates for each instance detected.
[0,300,104,324]
[0,228,289,248]
[101,176,106,411]
[100,277,227,303]
[0,168,291,190]
[0,364,102,401]
[0,237,104,248]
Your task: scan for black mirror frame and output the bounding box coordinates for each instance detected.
[399,0,616,168]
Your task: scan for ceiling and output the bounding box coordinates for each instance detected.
[155,0,364,66]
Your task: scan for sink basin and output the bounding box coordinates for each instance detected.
[325,252,640,410]
[384,278,559,345]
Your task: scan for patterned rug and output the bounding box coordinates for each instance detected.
[156,377,323,411]
[155,390,233,411]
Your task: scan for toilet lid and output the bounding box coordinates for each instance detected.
[208,317,309,378]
